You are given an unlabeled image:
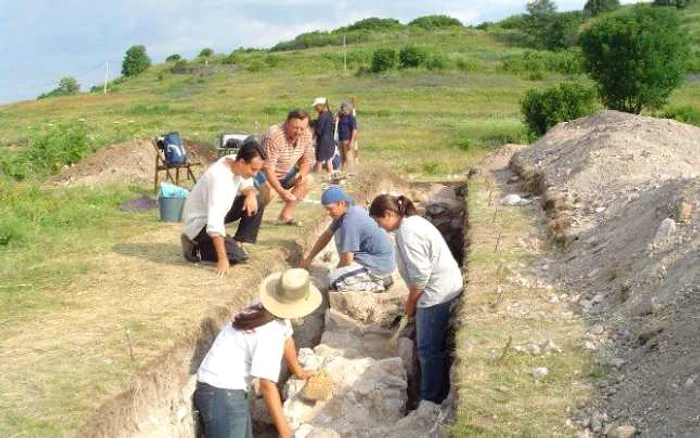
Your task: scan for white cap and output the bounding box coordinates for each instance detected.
[312,97,327,107]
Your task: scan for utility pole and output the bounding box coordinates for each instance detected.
[103,61,109,94]
[343,34,347,72]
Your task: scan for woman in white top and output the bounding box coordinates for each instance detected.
[194,268,322,438]
[369,194,463,404]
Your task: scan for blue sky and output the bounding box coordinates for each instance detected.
[0,0,639,104]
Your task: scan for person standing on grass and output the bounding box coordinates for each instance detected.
[300,185,395,293]
[312,97,335,174]
[336,101,357,171]
[255,109,315,226]
[194,268,322,438]
[369,194,463,404]
[180,140,265,277]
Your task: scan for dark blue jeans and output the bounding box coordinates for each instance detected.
[194,382,252,438]
[416,299,453,403]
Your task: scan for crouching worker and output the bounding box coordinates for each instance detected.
[180,140,265,277]
[369,194,463,404]
[300,185,394,292]
[194,268,322,438]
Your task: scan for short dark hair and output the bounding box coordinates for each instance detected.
[286,108,310,122]
[235,138,266,163]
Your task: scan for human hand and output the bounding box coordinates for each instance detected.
[281,190,297,203]
[295,369,316,380]
[299,258,310,270]
[242,194,258,216]
[215,258,230,277]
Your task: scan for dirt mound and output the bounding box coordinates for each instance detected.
[46,139,219,188]
[512,110,700,437]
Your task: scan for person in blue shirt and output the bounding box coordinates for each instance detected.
[336,101,357,171]
[300,185,394,292]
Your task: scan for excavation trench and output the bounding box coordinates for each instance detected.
[250,182,468,438]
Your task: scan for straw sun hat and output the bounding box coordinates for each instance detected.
[259,268,322,319]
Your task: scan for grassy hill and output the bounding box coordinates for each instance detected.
[1,5,699,436]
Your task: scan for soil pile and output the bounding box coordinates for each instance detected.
[512,110,700,436]
[45,139,218,188]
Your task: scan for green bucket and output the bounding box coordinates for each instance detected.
[159,196,186,222]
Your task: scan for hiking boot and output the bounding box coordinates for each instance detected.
[181,233,200,263]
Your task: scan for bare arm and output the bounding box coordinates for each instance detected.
[404,286,424,317]
[212,235,229,277]
[259,379,292,438]
[301,229,333,268]
[283,337,314,380]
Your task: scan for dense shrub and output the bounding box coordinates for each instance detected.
[399,46,428,68]
[521,82,597,137]
[340,18,403,32]
[165,54,182,62]
[121,45,151,77]
[580,6,690,113]
[198,48,214,57]
[408,15,462,30]
[371,48,398,72]
[0,123,93,180]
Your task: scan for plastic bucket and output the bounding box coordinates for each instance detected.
[159,196,186,222]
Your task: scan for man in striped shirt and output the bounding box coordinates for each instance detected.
[254,109,315,225]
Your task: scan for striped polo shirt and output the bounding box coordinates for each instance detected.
[261,122,314,178]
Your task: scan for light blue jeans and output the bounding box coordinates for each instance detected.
[416,299,453,403]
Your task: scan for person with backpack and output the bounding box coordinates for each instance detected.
[194,268,322,438]
[311,97,335,174]
[369,194,463,404]
[180,140,266,277]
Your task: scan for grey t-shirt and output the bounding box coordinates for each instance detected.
[329,205,395,276]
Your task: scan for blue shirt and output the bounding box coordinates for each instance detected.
[337,114,356,142]
[329,205,395,276]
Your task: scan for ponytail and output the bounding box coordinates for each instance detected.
[369,194,418,218]
[395,195,418,217]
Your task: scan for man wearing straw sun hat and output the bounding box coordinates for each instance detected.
[194,268,322,438]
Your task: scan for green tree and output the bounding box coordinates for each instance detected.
[121,45,151,77]
[165,54,182,62]
[57,76,80,94]
[526,0,557,17]
[580,6,690,113]
[584,0,621,16]
[523,0,580,51]
[198,47,214,57]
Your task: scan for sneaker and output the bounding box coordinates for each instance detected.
[181,233,200,263]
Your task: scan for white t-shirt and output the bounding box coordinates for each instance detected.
[182,155,254,240]
[197,319,293,391]
[395,215,463,308]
